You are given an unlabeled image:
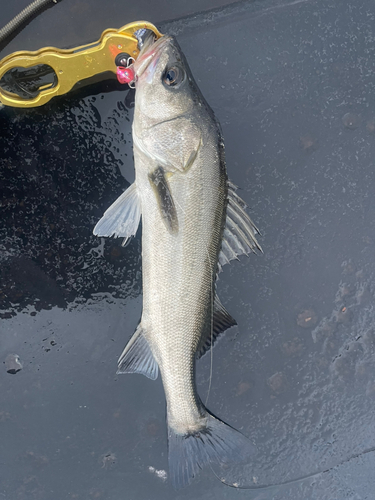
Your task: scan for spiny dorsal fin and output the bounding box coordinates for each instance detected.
[93,182,141,239]
[218,182,262,270]
[117,324,158,380]
[197,295,237,359]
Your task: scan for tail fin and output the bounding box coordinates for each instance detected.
[167,410,256,489]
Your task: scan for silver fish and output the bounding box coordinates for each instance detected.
[94,34,262,488]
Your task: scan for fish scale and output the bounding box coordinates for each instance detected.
[138,130,223,430]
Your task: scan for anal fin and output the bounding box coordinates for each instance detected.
[117,324,158,380]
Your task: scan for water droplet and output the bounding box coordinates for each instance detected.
[342,112,360,129]
[5,354,23,374]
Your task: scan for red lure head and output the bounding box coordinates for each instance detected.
[116,65,135,85]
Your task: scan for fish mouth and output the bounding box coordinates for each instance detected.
[134,35,173,80]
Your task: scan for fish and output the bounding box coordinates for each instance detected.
[93,33,262,488]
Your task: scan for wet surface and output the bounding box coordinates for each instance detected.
[1,0,375,498]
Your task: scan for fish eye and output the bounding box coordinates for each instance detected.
[162,65,185,88]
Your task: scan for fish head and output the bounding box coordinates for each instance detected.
[134,35,203,123]
[133,35,216,172]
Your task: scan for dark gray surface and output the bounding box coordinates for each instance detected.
[0,0,244,56]
[1,0,375,498]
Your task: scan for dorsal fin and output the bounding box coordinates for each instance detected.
[117,324,158,380]
[197,295,237,359]
[218,182,262,270]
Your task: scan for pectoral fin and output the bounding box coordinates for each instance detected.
[93,182,141,239]
[196,294,237,359]
[149,166,178,234]
[117,324,158,380]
